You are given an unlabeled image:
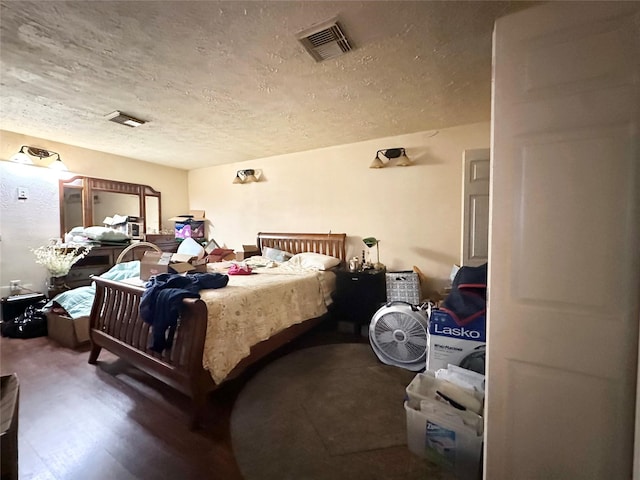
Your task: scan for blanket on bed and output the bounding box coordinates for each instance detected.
[55,258,336,384]
[201,267,336,383]
[47,261,142,319]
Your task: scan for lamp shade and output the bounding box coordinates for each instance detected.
[363,237,379,248]
[396,151,412,166]
[369,155,385,169]
[9,151,33,165]
[48,157,68,171]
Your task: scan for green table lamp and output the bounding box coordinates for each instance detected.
[363,237,385,271]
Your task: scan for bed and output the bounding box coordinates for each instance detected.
[87,232,346,428]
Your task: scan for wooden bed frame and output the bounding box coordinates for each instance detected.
[87,232,346,428]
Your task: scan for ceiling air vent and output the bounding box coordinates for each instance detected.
[297,19,352,62]
[105,110,147,127]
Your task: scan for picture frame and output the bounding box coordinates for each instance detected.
[204,238,220,254]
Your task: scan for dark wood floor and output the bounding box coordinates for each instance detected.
[1,324,365,480]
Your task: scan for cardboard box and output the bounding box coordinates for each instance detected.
[46,312,90,348]
[168,210,209,241]
[168,210,207,223]
[206,248,235,262]
[427,309,486,373]
[236,244,260,261]
[141,251,172,280]
[140,251,207,281]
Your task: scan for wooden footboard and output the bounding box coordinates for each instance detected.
[88,276,215,428]
[88,277,328,429]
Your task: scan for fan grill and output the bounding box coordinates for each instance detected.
[371,311,427,364]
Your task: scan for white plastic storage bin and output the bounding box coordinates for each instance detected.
[406,372,483,415]
[405,401,483,479]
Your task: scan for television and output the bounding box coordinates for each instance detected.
[174,220,205,240]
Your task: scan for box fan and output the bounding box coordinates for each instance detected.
[368,301,431,371]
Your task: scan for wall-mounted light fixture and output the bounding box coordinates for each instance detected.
[233,169,262,184]
[9,146,68,170]
[369,148,411,168]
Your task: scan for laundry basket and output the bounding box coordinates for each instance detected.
[386,271,421,304]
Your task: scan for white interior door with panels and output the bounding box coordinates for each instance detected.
[487,3,640,480]
[462,148,490,267]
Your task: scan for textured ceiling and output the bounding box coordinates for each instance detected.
[0,1,536,170]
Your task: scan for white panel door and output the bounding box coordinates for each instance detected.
[487,3,640,480]
[462,149,490,267]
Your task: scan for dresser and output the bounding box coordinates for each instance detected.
[144,234,179,253]
[66,238,180,289]
[65,246,128,289]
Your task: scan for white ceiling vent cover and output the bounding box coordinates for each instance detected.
[105,111,146,128]
[297,19,352,62]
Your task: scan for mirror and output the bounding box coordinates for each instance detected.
[61,180,84,233]
[145,195,160,234]
[93,192,140,225]
[59,176,161,238]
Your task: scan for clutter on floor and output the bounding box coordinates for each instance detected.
[0,296,48,339]
[405,368,484,479]
[367,262,488,479]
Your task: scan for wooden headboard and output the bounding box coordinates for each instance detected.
[257,232,347,261]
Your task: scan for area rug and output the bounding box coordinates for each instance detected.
[230,343,455,480]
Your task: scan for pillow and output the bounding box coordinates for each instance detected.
[262,246,293,263]
[83,226,130,242]
[244,255,277,268]
[287,252,340,271]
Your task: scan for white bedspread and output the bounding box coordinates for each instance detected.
[200,266,336,383]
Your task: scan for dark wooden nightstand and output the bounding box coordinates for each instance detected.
[331,268,387,334]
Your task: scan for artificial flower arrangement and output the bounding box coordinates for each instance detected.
[32,242,92,278]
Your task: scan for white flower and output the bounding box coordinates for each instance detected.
[32,244,92,278]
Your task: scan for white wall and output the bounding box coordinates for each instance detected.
[0,123,490,298]
[0,161,61,295]
[0,130,190,226]
[189,122,490,296]
[0,130,190,297]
